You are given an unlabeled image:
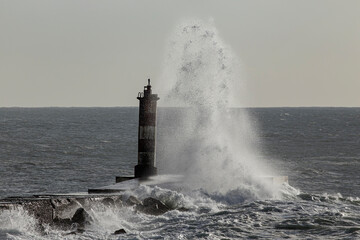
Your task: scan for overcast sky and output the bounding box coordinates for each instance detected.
[1,0,359,107]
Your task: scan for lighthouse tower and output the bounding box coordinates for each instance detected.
[134,79,160,178]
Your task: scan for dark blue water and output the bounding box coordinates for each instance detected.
[0,108,139,197]
[0,107,359,239]
[250,108,360,196]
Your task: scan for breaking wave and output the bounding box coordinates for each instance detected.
[158,19,277,197]
[3,183,360,240]
[0,182,300,240]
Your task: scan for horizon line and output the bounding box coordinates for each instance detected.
[1,106,360,109]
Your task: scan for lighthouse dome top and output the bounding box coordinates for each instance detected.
[137,79,160,100]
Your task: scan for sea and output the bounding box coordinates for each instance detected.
[0,107,360,239]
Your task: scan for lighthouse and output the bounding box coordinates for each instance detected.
[134,79,160,178]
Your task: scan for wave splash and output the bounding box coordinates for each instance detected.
[0,183,300,239]
[4,183,360,240]
[158,19,275,195]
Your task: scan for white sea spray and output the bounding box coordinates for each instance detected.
[158,19,276,196]
[0,206,40,240]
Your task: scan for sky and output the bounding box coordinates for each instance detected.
[0,0,359,107]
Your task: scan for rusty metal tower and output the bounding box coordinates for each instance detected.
[134,79,160,178]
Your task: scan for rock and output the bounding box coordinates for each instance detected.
[50,208,92,231]
[113,228,126,234]
[50,198,71,208]
[50,198,79,220]
[52,217,73,230]
[34,222,47,235]
[101,197,115,207]
[177,207,190,212]
[71,208,92,228]
[136,197,170,215]
[114,197,123,208]
[125,196,141,206]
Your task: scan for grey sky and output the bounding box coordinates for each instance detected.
[1,0,359,107]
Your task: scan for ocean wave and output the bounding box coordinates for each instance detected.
[1,183,360,239]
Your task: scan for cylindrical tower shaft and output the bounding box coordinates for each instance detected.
[134,79,159,178]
